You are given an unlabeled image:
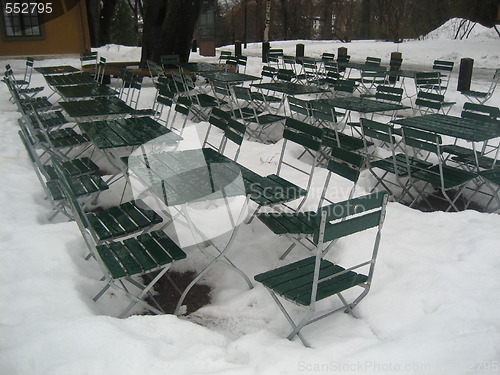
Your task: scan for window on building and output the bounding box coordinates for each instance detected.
[2,1,42,38]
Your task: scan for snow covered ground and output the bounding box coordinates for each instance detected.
[1,20,499,375]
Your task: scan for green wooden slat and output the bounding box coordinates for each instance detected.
[123,238,158,271]
[108,241,143,276]
[96,244,127,279]
[294,270,368,305]
[321,210,381,243]
[285,117,323,139]
[255,257,316,283]
[86,214,113,241]
[121,201,163,228]
[257,211,317,235]
[151,231,187,261]
[283,129,321,151]
[95,208,134,236]
[46,180,65,201]
[136,233,173,265]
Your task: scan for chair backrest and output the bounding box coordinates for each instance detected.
[288,96,312,120]
[333,79,356,95]
[222,118,247,161]
[282,55,297,72]
[310,100,337,125]
[314,192,388,264]
[160,54,180,68]
[415,71,441,92]
[432,60,454,91]
[318,146,366,210]
[276,118,323,204]
[218,51,232,63]
[154,85,175,125]
[80,52,98,77]
[118,68,134,99]
[267,48,283,67]
[232,85,252,102]
[461,102,500,122]
[487,68,500,95]
[365,56,381,66]
[337,54,350,64]
[414,91,447,114]
[321,52,335,61]
[374,85,403,103]
[237,56,247,73]
[432,60,454,73]
[95,57,107,84]
[203,107,230,151]
[261,66,277,81]
[401,127,442,157]
[147,60,166,81]
[276,69,295,82]
[125,74,143,109]
[324,61,340,74]
[23,57,35,85]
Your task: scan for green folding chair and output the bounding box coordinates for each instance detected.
[255,191,389,347]
[258,145,367,261]
[53,157,186,318]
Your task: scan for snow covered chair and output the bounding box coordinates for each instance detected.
[254,191,389,347]
[52,157,185,318]
[461,68,500,105]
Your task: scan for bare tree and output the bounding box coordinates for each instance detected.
[140,0,202,65]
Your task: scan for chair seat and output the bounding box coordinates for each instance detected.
[257,210,317,235]
[194,93,225,107]
[442,144,475,157]
[263,174,307,204]
[323,129,369,151]
[86,200,163,241]
[452,154,498,170]
[29,110,68,130]
[46,174,109,201]
[20,96,52,112]
[247,113,285,125]
[96,230,186,280]
[462,90,489,98]
[412,164,477,189]
[479,168,500,185]
[371,154,432,176]
[44,157,100,180]
[18,86,44,95]
[37,128,90,148]
[255,256,368,306]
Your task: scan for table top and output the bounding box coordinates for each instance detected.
[59,97,136,118]
[56,84,119,100]
[34,65,80,75]
[204,72,260,83]
[318,96,409,113]
[178,62,222,73]
[127,148,295,207]
[128,148,246,206]
[341,62,387,72]
[45,72,96,87]
[78,116,183,149]
[252,82,327,96]
[392,113,500,142]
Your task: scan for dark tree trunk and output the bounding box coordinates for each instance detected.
[140,0,202,66]
[85,0,119,47]
[85,0,100,47]
[360,0,371,39]
[280,0,288,40]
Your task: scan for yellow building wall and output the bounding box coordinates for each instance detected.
[0,1,90,56]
